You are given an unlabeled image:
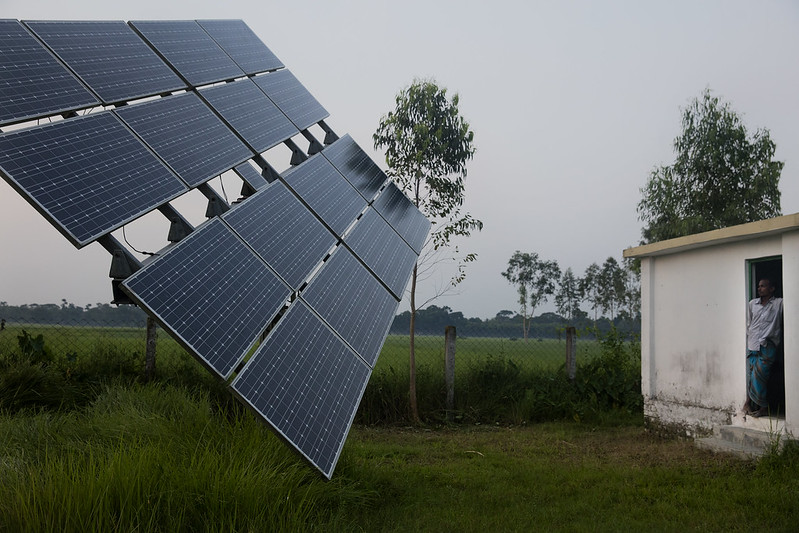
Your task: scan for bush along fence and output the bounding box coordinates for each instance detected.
[0,306,642,425]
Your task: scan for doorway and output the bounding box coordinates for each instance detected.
[747,256,784,416]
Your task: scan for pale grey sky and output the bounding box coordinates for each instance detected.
[1,0,798,318]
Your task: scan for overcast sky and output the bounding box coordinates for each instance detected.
[1,0,798,319]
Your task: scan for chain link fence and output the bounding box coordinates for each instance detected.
[0,308,633,377]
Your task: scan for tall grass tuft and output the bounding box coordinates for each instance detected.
[0,383,372,532]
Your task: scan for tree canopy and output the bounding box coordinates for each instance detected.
[637,89,783,243]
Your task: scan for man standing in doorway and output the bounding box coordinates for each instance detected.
[744,278,783,418]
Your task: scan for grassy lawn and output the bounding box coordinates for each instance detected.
[342,423,798,532]
[1,383,797,532]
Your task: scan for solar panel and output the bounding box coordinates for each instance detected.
[0,20,99,126]
[115,92,253,188]
[281,154,366,236]
[197,19,283,75]
[0,111,187,247]
[322,134,388,202]
[232,301,371,480]
[129,20,244,87]
[233,162,269,192]
[253,69,328,131]
[345,208,417,300]
[301,246,399,367]
[222,181,336,289]
[121,218,292,379]
[200,79,298,153]
[24,20,186,104]
[372,182,431,254]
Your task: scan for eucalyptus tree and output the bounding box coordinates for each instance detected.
[598,257,626,320]
[580,262,602,323]
[555,267,582,323]
[501,251,560,341]
[374,79,481,423]
[638,89,783,243]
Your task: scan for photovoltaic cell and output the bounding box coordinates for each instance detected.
[322,135,388,202]
[302,247,399,367]
[130,20,244,87]
[345,208,417,300]
[223,181,336,289]
[233,162,269,191]
[121,218,292,379]
[232,301,371,479]
[197,19,283,75]
[372,182,431,254]
[0,112,186,247]
[253,69,328,131]
[280,154,366,236]
[115,92,252,188]
[0,20,99,126]
[200,79,298,153]
[24,20,186,104]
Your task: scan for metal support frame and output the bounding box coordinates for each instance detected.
[319,120,339,145]
[302,129,324,155]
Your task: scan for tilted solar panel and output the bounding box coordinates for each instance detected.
[1,18,433,480]
[129,20,244,87]
[115,92,253,188]
[345,208,417,300]
[280,154,366,236]
[197,19,283,75]
[222,181,336,290]
[301,246,399,367]
[232,301,371,479]
[372,182,431,254]
[0,111,187,247]
[233,162,269,192]
[200,79,298,153]
[253,69,328,131]
[24,20,186,104]
[121,218,292,379]
[0,19,99,126]
[322,134,388,202]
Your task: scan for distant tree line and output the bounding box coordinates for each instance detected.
[500,251,640,341]
[389,305,639,339]
[0,300,147,327]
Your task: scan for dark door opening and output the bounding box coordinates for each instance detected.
[748,256,784,416]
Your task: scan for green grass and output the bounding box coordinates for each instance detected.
[1,384,797,532]
[0,326,602,372]
[0,384,368,532]
[378,334,603,373]
[342,424,799,532]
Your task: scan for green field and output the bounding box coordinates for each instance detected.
[379,333,604,373]
[0,324,607,377]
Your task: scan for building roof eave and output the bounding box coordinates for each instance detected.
[624,213,799,259]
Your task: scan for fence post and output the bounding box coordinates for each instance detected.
[144,316,157,382]
[445,325,456,422]
[566,326,576,382]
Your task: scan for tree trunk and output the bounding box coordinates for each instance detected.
[408,263,420,423]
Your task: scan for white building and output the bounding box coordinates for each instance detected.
[624,214,799,439]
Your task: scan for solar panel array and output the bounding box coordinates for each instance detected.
[0,19,430,479]
[0,20,99,126]
[129,20,245,87]
[25,20,186,104]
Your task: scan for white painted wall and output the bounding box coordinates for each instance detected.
[639,233,796,436]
